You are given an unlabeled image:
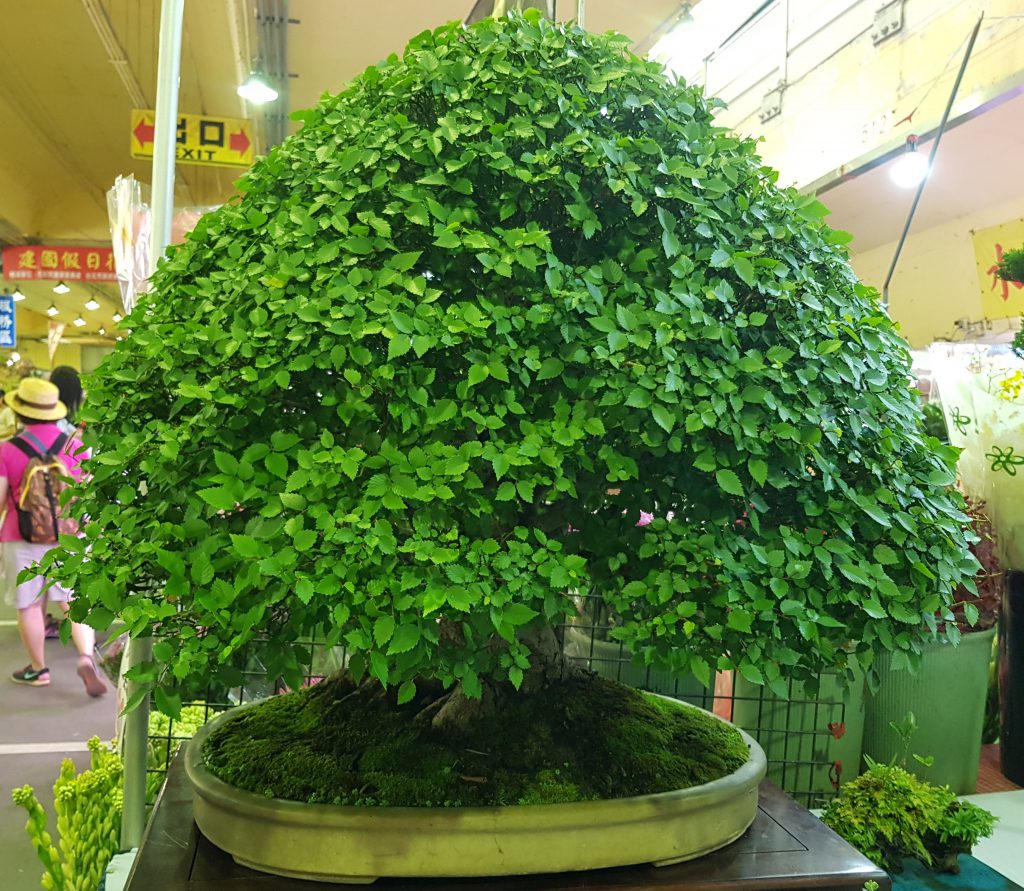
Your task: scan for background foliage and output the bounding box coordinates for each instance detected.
[44,11,975,709]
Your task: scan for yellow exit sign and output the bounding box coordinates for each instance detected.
[130,109,254,169]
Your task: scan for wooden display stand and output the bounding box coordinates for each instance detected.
[125,752,889,890]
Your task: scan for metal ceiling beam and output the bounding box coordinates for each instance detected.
[80,0,149,108]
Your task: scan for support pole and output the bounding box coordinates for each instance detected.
[577,0,585,28]
[121,0,183,852]
[881,14,983,310]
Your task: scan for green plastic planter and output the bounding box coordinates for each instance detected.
[732,669,865,805]
[862,627,996,794]
[562,627,712,707]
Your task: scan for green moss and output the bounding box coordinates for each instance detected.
[203,675,749,807]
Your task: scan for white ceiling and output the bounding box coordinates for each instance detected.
[819,88,1024,254]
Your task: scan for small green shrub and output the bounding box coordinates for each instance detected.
[821,760,996,873]
[996,247,1024,284]
[147,703,217,803]
[11,737,122,891]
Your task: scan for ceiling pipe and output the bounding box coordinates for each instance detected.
[881,14,984,311]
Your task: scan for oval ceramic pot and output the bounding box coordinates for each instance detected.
[185,697,767,884]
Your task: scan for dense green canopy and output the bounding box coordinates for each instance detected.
[49,11,975,708]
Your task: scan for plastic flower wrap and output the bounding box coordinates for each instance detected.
[931,343,1024,568]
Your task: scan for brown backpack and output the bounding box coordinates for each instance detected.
[10,431,80,544]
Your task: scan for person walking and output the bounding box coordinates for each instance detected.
[1,377,105,696]
[43,366,86,639]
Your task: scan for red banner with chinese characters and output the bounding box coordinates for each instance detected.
[1,245,117,282]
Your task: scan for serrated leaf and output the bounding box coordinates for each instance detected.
[536,357,564,380]
[230,534,260,558]
[293,529,317,551]
[295,578,315,604]
[388,624,421,654]
[715,469,743,496]
[374,615,396,647]
[198,486,236,512]
[748,459,767,486]
[397,679,417,704]
[503,602,539,626]
[652,403,674,433]
[468,363,490,386]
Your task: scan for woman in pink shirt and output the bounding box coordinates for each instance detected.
[0,378,105,696]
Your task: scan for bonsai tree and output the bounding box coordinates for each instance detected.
[47,11,976,720]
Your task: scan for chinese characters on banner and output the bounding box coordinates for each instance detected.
[0,246,117,282]
[973,217,1024,317]
[130,109,254,168]
[0,295,15,348]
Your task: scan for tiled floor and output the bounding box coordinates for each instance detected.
[0,605,117,891]
[962,790,1024,887]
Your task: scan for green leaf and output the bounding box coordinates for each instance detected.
[738,662,763,685]
[748,459,768,486]
[503,603,539,626]
[733,256,755,287]
[716,469,744,496]
[388,624,421,654]
[468,364,490,386]
[536,358,564,381]
[388,335,412,360]
[230,534,260,558]
[197,487,236,512]
[293,529,317,551]
[373,615,396,647]
[397,679,417,704]
[652,403,674,433]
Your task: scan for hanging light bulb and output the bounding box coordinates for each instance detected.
[10,351,21,363]
[47,304,59,317]
[237,71,278,104]
[98,327,107,336]
[84,297,101,311]
[73,315,87,328]
[11,287,25,301]
[53,280,71,295]
[112,312,123,323]
[890,136,929,188]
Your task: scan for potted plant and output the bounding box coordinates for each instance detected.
[862,499,1001,792]
[41,11,976,883]
[821,753,997,873]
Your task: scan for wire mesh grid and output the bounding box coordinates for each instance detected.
[142,606,857,809]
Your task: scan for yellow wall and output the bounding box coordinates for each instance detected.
[850,194,1024,347]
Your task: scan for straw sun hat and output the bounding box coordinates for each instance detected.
[4,378,67,422]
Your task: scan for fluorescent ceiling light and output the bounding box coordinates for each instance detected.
[237,72,278,104]
[73,315,87,327]
[53,280,71,295]
[11,287,25,301]
[47,304,59,317]
[84,298,101,311]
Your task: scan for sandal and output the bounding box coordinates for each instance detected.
[77,657,107,697]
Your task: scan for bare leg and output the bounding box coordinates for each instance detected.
[17,602,47,670]
[57,601,106,697]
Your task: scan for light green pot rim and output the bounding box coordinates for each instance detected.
[186,691,767,828]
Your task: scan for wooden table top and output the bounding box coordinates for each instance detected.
[126,752,889,891]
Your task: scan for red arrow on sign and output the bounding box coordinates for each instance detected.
[230,129,250,156]
[134,118,155,147]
